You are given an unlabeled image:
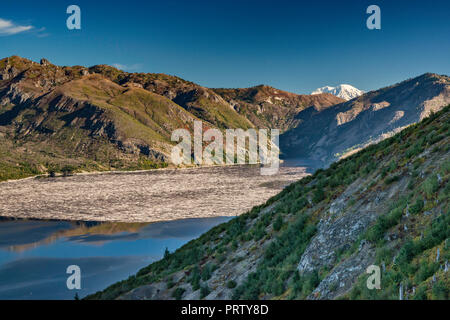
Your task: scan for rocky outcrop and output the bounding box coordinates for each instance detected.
[309,242,376,299]
[281,73,450,165]
[40,58,50,66]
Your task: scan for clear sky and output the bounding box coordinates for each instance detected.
[1,0,449,94]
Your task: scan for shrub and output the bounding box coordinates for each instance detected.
[388,160,397,172]
[385,175,401,185]
[252,225,266,241]
[188,267,201,291]
[172,287,186,300]
[413,284,428,300]
[166,276,175,289]
[304,270,320,292]
[414,261,439,283]
[61,165,76,176]
[201,263,217,281]
[432,281,448,300]
[200,285,210,299]
[273,216,283,231]
[312,188,325,204]
[272,279,285,296]
[292,197,308,212]
[366,207,404,242]
[410,198,424,215]
[227,280,237,289]
[422,175,439,199]
[233,213,316,299]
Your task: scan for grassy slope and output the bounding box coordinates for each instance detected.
[0,57,254,181]
[0,74,202,181]
[90,65,254,130]
[54,75,200,143]
[87,105,450,300]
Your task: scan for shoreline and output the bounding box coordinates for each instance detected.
[0,214,232,225]
[0,161,278,184]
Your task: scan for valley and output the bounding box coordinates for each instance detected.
[0,55,449,301]
[88,105,450,300]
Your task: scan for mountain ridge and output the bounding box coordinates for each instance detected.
[1,56,449,181]
[281,72,450,165]
[0,55,342,181]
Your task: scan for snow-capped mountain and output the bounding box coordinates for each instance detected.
[311,84,364,101]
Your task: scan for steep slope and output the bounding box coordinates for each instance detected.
[311,84,364,101]
[87,105,450,300]
[281,73,450,165]
[89,65,254,130]
[0,56,346,181]
[214,85,344,131]
[0,57,208,180]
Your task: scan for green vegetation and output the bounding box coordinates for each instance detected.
[232,213,317,299]
[172,287,185,300]
[365,203,405,243]
[86,105,449,300]
[200,285,211,299]
[348,213,449,300]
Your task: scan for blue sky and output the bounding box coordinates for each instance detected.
[1,0,449,94]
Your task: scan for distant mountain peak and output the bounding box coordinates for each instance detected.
[312,84,364,101]
[284,73,450,164]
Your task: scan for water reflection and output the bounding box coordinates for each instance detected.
[0,216,231,300]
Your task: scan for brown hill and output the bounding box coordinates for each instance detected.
[214,85,344,131]
[0,56,341,180]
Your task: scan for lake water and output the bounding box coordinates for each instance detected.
[0,216,231,300]
[0,162,314,300]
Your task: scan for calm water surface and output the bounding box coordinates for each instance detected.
[0,216,231,300]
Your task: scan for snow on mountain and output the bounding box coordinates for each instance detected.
[311,84,364,101]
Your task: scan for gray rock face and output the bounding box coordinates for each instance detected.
[296,173,409,299]
[281,73,450,165]
[1,83,32,105]
[119,282,168,300]
[297,208,377,273]
[309,242,376,300]
[297,179,379,274]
